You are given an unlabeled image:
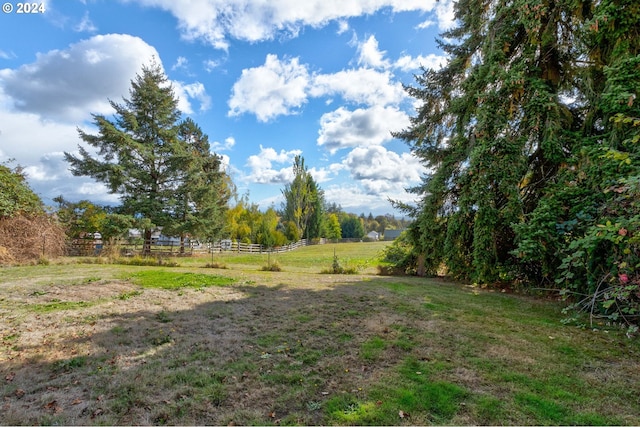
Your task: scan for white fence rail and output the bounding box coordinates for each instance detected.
[197,239,309,255]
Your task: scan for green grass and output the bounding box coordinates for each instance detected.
[124,270,236,289]
[29,299,96,313]
[201,241,388,272]
[1,243,640,425]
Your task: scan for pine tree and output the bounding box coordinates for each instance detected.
[165,118,231,252]
[65,62,223,254]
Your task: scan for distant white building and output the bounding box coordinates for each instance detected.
[366,231,380,240]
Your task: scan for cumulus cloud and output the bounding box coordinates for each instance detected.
[174,81,212,113]
[0,34,159,122]
[126,0,443,49]
[317,106,410,153]
[357,35,391,69]
[435,0,457,30]
[0,34,210,121]
[228,54,310,122]
[228,54,409,122]
[310,68,405,107]
[342,145,424,193]
[336,20,350,34]
[244,145,302,184]
[172,56,188,70]
[323,182,416,213]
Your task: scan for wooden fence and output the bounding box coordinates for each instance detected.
[201,239,308,254]
[66,238,311,256]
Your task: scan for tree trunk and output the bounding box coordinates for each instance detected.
[143,229,152,256]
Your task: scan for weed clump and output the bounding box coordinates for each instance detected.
[321,250,358,274]
[261,260,282,271]
[204,262,228,269]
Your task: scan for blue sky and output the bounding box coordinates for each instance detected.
[0,0,451,215]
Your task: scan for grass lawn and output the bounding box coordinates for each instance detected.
[1,241,639,425]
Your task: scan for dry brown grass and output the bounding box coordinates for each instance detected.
[0,215,65,264]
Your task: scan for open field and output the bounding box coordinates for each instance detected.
[1,242,640,425]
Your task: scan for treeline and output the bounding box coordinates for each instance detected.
[390,0,639,331]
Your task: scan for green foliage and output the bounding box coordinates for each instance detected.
[163,117,231,250]
[126,271,235,290]
[339,214,365,239]
[54,197,136,243]
[65,63,229,254]
[0,163,43,218]
[392,0,640,332]
[325,213,341,240]
[281,155,324,239]
[378,231,417,275]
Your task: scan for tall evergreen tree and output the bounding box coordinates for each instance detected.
[281,155,323,240]
[395,0,586,281]
[65,62,215,254]
[165,118,231,252]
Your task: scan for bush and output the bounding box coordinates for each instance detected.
[378,231,417,275]
[261,261,282,272]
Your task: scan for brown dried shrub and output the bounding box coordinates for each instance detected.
[0,215,66,264]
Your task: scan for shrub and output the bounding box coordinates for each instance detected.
[378,231,417,275]
[261,261,282,272]
[320,252,358,274]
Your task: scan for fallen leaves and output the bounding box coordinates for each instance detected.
[398,409,411,419]
[44,400,62,414]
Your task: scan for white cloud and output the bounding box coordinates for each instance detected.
[317,105,410,153]
[310,68,405,107]
[229,55,408,122]
[204,57,226,72]
[211,136,235,152]
[174,81,212,113]
[394,53,448,72]
[75,11,98,32]
[228,54,310,122]
[0,34,208,205]
[435,0,456,30]
[323,183,414,214]
[172,56,188,70]
[244,145,302,184]
[0,34,208,121]
[336,20,350,34]
[125,0,444,49]
[0,34,159,122]
[357,35,391,69]
[342,145,424,193]
[416,19,435,30]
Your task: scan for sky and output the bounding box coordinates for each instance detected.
[0,0,452,216]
